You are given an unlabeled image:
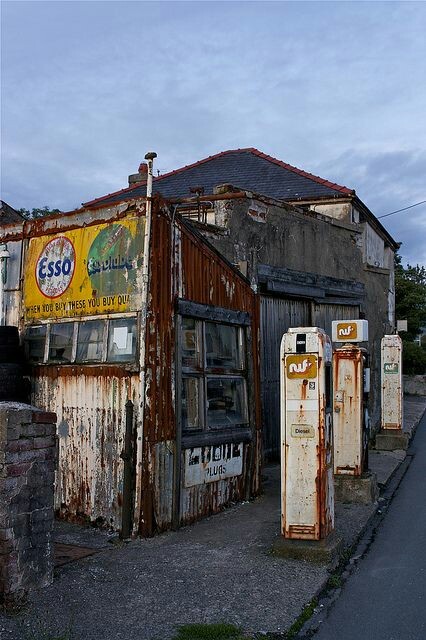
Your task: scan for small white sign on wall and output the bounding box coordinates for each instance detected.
[184,442,243,488]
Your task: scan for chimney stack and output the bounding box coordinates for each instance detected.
[128,162,148,186]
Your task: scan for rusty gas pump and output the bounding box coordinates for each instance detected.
[331,320,377,503]
[280,327,334,541]
[381,334,403,430]
[332,320,369,476]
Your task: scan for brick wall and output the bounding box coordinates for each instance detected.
[0,403,57,610]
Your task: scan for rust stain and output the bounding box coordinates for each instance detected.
[139,203,261,536]
[33,365,137,379]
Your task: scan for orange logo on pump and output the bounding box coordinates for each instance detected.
[286,355,318,379]
[337,322,357,340]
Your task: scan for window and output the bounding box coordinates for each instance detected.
[205,322,244,370]
[76,320,105,362]
[207,377,247,428]
[48,323,74,363]
[25,325,47,362]
[107,318,137,362]
[24,316,138,365]
[181,317,248,433]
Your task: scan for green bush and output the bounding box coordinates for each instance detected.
[402,341,426,375]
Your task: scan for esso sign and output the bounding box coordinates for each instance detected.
[36,236,75,298]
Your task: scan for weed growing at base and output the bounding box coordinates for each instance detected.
[174,623,245,640]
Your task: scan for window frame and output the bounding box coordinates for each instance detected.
[180,315,249,436]
[24,314,139,365]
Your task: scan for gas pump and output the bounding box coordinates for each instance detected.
[280,327,334,541]
[381,334,403,430]
[331,320,370,477]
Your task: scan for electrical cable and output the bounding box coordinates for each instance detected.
[377,200,426,219]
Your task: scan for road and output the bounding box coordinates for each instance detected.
[312,410,426,640]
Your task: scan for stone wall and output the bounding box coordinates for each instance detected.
[0,403,57,610]
[404,375,426,397]
[203,196,392,431]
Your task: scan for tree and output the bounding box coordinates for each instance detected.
[18,206,61,220]
[395,254,426,341]
[395,253,426,374]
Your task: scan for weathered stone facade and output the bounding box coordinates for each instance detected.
[198,193,393,435]
[0,403,57,609]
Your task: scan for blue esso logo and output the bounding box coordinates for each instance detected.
[35,236,76,298]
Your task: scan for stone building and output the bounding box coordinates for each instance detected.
[83,148,398,458]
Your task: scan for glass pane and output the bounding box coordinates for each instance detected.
[107,318,137,362]
[207,377,248,428]
[181,317,200,368]
[182,376,202,430]
[25,326,47,363]
[76,320,105,362]
[205,323,243,370]
[48,323,74,363]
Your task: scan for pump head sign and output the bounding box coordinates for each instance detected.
[286,354,318,379]
[24,216,145,320]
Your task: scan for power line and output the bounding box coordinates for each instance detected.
[377,199,426,219]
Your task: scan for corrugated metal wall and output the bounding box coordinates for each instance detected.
[260,296,359,460]
[260,297,311,459]
[312,303,358,339]
[34,366,139,529]
[141,207,261,535]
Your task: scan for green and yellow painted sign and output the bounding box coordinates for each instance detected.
[24,216,145,320]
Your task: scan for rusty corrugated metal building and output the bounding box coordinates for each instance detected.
[83,148,399,459]
[0,196,261,535]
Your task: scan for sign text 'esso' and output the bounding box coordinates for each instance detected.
[36,237,76,298]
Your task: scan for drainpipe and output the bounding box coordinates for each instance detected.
[133,152,157,535]
[120,399,135,540]
[0,243,10,326]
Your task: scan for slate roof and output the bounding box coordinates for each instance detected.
[83,148,354,208]
[0,201,24,225]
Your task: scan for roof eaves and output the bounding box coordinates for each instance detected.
[352,195,399,250]
[82,182,147,208]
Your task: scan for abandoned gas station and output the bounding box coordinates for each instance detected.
[0,149,400,539]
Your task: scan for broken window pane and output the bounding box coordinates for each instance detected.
[182,376,202,430]
[205,323,243,370]
[76,320,105,362]
[206,377,248,428]
[25,325,47,363]
[182,317,201,368]
[49,323,74,363]
[107,317,137,362]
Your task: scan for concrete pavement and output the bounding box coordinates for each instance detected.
[0,395,425,640]
[308,405,426,640]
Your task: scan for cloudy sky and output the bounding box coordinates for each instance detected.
[1,1,425,265]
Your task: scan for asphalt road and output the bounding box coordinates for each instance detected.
[313,411,426,640]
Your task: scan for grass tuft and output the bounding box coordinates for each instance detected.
[285,598,318,639]
[174,622,245,640]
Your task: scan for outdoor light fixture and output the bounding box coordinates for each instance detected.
[0,243,10,326]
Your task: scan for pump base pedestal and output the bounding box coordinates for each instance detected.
[375,430,408,451]
[334,472,379,504]
[272,531,343,565]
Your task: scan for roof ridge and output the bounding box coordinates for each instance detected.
[248,149,355,196]
[83,147,354,208]
[83,148,256,208]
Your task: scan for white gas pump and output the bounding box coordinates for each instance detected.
[280,327,334,541]
[381,334,403,430]
[332,320,370,477]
